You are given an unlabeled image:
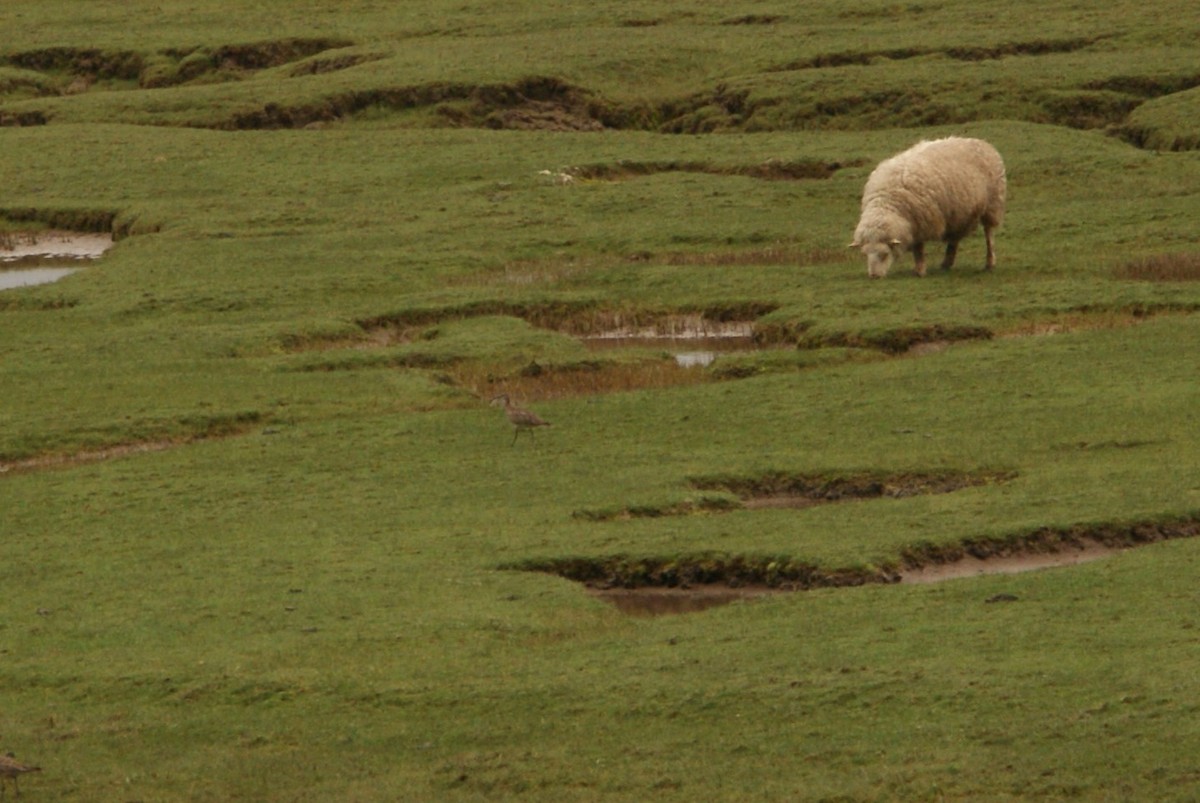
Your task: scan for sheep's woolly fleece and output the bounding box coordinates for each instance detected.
[852,137,1006,278]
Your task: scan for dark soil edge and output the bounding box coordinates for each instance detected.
[509,513,1200,591]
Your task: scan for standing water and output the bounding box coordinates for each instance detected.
[580,316,758,367]
[1,231,113,288]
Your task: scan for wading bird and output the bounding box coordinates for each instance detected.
[491,394,551,446]
[0,753,41,799]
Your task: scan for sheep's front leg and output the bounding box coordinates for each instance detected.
[941,239,959,271]
[912,241,927,277]
[983,224,997,270]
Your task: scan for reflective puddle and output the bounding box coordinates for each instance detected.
[674,351,719,368]
[1,231,113,288]
[0,267,79,290]
[581,318,758,367]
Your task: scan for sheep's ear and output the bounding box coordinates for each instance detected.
[847,241,859,249]
[889,239,902,246]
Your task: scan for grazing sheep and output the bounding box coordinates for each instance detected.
[850,136,1006,278]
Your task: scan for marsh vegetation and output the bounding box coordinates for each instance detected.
[3,1,1200,799]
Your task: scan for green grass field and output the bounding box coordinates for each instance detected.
[3,2,1200,800]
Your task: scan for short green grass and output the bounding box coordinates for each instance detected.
[3,1,1200,800]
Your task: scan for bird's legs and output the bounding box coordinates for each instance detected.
[512,428,538,448]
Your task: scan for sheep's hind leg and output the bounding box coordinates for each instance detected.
[941,239,959,271]
[983,224,997,270]
[912,242,927,277]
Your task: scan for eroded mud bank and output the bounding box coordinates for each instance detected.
[519,515,1200,616]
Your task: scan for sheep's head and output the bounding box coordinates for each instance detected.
[851,240,902,279]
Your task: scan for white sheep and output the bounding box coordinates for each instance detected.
[850,136,1006,278]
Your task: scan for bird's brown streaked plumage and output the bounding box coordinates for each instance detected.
[1,753,41,799]
[491,394,551,445]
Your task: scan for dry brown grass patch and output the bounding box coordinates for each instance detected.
[998,310,1145,338]
[452,358,708,402]
[997,304,1199,338]
[1115,252,1200,282]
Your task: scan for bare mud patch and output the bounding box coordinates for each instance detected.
[900,540,1119,584]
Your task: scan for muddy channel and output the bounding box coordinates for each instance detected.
[590,541,1122,616]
